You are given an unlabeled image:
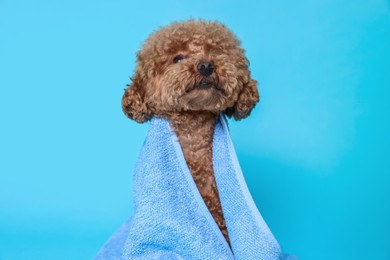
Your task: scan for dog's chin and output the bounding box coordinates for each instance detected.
[177,87,226,112]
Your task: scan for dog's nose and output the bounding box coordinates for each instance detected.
[197,61,214,77]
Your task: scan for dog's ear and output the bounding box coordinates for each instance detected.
[122,75,151,123]
[225,79,259,121]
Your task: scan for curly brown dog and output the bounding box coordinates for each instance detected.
[122,19,259,247]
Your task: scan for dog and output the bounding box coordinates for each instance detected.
[122,19,259,247]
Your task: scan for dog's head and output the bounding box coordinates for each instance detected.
[122,20,259,123]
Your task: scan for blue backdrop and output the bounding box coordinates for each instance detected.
[1,0,389,259]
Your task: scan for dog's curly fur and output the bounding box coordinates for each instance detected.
[122,19,259,247]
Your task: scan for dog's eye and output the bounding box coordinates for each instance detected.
[173,55,185,64]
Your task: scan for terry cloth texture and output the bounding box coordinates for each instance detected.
[96,115,297,260]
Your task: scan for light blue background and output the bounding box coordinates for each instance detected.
[1,0,389,259]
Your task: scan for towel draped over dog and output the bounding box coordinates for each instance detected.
[96,115,296,260]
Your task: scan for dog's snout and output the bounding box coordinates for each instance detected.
[197,61,214,77]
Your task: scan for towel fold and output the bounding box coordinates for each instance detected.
[96,115,297,259]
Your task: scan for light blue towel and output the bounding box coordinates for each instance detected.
[96,115,297,259]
